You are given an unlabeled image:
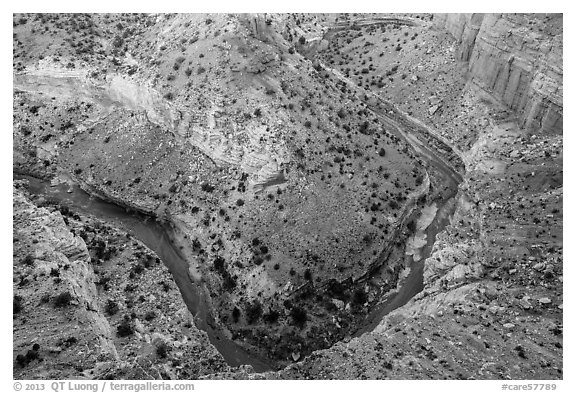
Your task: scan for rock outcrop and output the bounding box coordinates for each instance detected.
[432,13,485,62]
[436,13,563,135]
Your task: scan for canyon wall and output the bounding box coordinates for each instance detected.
[435,13,562,134]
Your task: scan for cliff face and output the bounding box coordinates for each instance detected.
[433,13,485,62]
[436,13,563,135]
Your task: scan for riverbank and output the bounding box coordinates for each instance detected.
[15,173,274,373]
[12,181,232,379]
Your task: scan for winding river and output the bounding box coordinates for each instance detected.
[15,173,273,373]
[14,49,464,371]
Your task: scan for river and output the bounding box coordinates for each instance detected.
[15,173,274,373]
[14,55,464,372]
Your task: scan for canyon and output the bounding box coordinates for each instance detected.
[13,13,562,380]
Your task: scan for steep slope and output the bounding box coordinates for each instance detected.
[247,12,562,380]
[435,13,562,135]
[14,13,430,367]
[13,182,231,379]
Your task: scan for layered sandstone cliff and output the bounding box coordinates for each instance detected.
[436,13,562,135]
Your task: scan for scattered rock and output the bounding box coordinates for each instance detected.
[532,262,546,272]
[428,105,440,115]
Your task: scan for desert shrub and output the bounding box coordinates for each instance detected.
[263,309,280,324]
[20,126,32,136]
[105,299,119,316]
[290,306,307,328]
[144,311,156,321]
[352,288,368,306]
[61,337,77,348]
[22,254,34,266]
[213,256,225,272]
[156,341,169,358]
[245,301,263,324]
[117,316,134,337]
[131,263,145,276]
[222,273,237,291]
[326,279,347,299]
[232,306,241,323]
[200,182,214,192]
[13,295,23,314]
[15,347,40,368]
[54,291,72,308]
[112,35,124,48]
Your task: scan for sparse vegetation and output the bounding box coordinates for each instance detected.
[54,291,72,308]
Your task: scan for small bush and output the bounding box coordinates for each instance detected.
[156,341,169,358]
[54,291,72,308]
[201,182,215,192]
[352,288,368,306]
[117,316,134,337]
[14,295,23,314]
[290,306,307,328]
[105,299,119,316]
[245,301,263,324]
[112,35,124,48]
[144,311,156,321]
[232,306,241,323]
[22,254,34,266]
[263,309,280,324]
